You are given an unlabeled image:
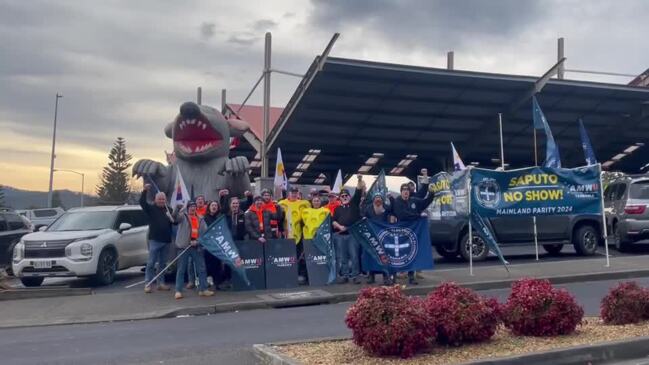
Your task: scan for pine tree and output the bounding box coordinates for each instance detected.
[97,137,132,205]
[0,184,5,208]
[51,190,65,209]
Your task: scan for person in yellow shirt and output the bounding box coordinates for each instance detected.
[301,196,330,240]
[278,186,311,284]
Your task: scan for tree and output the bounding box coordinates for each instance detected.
[51,190,65,210]
[97,137,132,205]
[0,184,5,208]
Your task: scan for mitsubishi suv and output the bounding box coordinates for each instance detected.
[604,175,649,251]
[12,205,149,287]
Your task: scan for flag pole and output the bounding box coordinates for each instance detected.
[597,164,610,267]
[129,245,192,288]
[467,168,473,276]
[532,129,539,261]
[498,113,505,170]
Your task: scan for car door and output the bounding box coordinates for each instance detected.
[114,210,149,269]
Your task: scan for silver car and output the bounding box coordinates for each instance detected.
[604,176,649,251]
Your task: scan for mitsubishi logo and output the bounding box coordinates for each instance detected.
[40,242,48,248]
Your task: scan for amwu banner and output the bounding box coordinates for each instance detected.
[351,218,434,273]
[470,165,601,218]
[427,170,470,220]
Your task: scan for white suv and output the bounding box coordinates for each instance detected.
[12,205,149,287]
[16,207,65,230]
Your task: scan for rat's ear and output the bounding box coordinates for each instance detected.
[227,117,250,137]
[164,122,173,138]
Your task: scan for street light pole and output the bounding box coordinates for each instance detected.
[53,169,84,207]
[48,93,63,208]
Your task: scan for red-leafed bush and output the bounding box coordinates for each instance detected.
[345,286,435,358]
[502,278,584,336]
[424,282,501,346]
[601,281,649,325]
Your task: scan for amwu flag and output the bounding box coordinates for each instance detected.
[170,169,190,207]
[351,217,434,273]
[578,119,597,165]
[533,96,561,168]
[198,216,250,285]
[311,215,336,284]
[362,169,390,213]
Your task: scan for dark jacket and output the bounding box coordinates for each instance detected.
[139,192,172,243]
[363,203,391,223]
[391,193,434,222]
[199,212,222,236]
[244,208,276,240]
[332,189,362,234]
[225,211,246,241]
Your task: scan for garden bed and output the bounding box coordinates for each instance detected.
[273,318,649,365]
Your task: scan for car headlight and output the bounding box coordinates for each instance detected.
[13,242,24,262]
[80,243,93,257]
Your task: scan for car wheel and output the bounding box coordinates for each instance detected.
[573,225,599,256]
[613,223,631,252]
[435,244,459,259]
[20,277,44,287]
[94,249,117,286]
[459,231,490,262]
[542,244,564,256]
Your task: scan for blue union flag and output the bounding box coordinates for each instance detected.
[198,215,250,286]
[350,217,433,273]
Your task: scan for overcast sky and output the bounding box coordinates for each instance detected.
[2,0,648,192]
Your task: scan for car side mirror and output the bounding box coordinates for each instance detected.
[38,226,47,232]
[118,223,132,233]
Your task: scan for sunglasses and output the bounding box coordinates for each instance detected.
[340,194,350,198]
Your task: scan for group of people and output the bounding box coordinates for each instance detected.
[139,171,434,299]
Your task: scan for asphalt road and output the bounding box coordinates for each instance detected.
[2,277,649,365]
[13,243,649,292]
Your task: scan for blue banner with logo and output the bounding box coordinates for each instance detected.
[470,165,601,218]
[351,217,434,273]
[311,215,336,284]
[427,170,470,220]
[198,215,250,286]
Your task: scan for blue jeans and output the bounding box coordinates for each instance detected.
[334,233,360,278]
[145,240,169,286]
[175,246,208,292]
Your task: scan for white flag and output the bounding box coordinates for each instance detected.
[170,169,190,207]
[451,142,466,171]
[273,148,287,191]
[332,169,343,194]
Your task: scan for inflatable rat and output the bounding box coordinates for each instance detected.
[133,101,251,201]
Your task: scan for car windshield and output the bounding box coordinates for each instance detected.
[629,181,649,199]
[47,211,115,231]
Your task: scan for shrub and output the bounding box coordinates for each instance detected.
[502,278,584,336]
[345,286,434,358]
[424,282,501,346]
[601,281,649,325]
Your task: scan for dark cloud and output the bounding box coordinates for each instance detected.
[227,33,259,46]
[309,0,546,50]
[253,19,278,32]
[200,22,216,40]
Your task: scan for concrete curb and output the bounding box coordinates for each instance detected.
[0,287,92,301]
[252,336,649,365]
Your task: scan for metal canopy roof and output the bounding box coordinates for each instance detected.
[267,56,649,184]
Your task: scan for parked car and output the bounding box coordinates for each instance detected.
[15,208,65,230]
[604,175,649,252]
[429,208,603,261]
[12,205,149,287]
[1,211,33,273]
